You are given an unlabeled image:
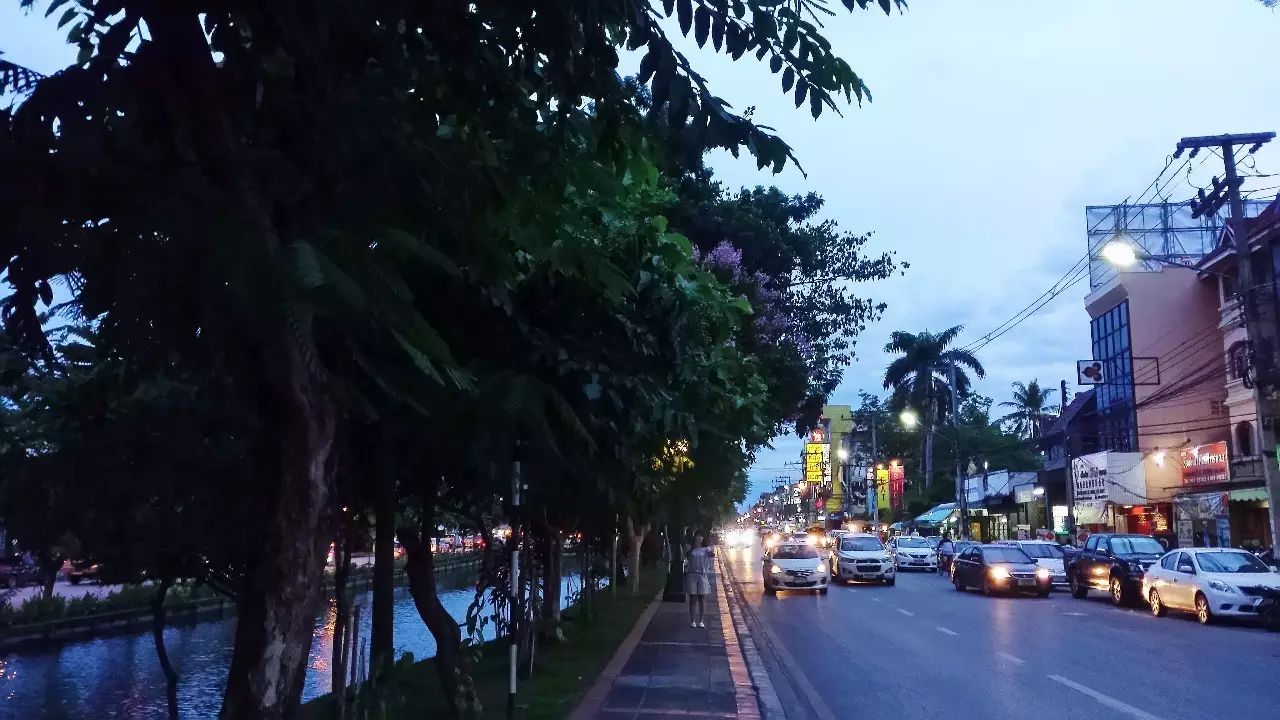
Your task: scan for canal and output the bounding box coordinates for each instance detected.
[0,567,587,719]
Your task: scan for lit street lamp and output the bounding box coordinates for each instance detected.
[899,409,919,429]
[1099,236,1230,277]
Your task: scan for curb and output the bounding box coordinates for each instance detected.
[566,590,663,720]
[716,554,784,720]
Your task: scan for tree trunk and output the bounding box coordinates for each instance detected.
[539,531,563,644]
[626,517,647,596]
[924,429,935,493]
[221,335,336,720]
[331,523,352,698]
[153,578,180,720]
[370,429,396,673]
[400,501,477,716]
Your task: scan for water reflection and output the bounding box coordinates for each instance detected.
[0,570,585,719]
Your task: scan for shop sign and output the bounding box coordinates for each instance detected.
[1015,487,1035,503]
[1072,457,1107,502]
[804,442,828,484]
[1178,441,1230,486]
[888,462,905,510]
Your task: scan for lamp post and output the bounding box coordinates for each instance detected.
[1033,486,1048,539]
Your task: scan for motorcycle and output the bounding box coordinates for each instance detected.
[1255,585,1280,632]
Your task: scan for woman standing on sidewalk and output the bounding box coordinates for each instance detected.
[684,534,714,628]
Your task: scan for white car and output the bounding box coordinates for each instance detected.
[722,528,753,548]
[1142,548,1280,625]
[995,540,1068,590]
[763,542,830,595]
[889,536,937,571]
[832,534,895,585]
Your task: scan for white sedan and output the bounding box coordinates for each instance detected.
[763,542,830,595]
[832,534,895,585]
[1142,548,1280,625]
[889,536,937,571]
[995,540,1068,590]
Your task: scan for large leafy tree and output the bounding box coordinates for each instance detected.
[998,379,1059,439]
[1,1,902,717]
[882,326,985,490]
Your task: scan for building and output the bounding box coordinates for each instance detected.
[958,469,1039,540]
[1078,199,1277,548]
[1037,389,1098,540]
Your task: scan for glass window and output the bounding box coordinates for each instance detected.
[1110,537,1164,555]
[896,538,931,548]
[1176,552,1194,571]
[1085,536,1099,551]
[1160,553,1178,570]
[772,545,819,559]
[981,547,1034,563]
[1195,551,1270,573]
[1019,543,1064,559]
[840,537,884,552]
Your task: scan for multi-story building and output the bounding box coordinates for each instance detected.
[1076,199,1277,548]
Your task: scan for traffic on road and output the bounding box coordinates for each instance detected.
[735,528,1280,720]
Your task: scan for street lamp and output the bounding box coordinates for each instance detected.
[1099,235,1230,278]
[899,409,919,428]
[1032,486,1049,538]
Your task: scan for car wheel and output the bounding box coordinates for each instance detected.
[1110,576,1127,606]
[983,578,995,597]
[1149,589,1167,617]
[68,575,82,585]
[764,581,776,596]
[1038,589,1051,598]
[1069,572,1088,599]
[1195,593,1214,625]
[953,573,964,592]
[6,577,15,590]
[819,587,828,595]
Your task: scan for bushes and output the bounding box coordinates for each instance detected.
[0,581,220,628]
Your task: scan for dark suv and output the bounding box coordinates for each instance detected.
[1068,533,1166,605]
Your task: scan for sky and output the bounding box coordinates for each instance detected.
[4,1,1280,508]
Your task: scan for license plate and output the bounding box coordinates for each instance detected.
[1017,579,1034,587]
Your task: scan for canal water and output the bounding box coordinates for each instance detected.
[0,568,587,719]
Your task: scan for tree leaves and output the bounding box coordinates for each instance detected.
[677,0,693,35]
[694,6,711,47]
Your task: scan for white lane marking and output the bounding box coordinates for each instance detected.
[997,652,1026,665]
[1061,611,1088,616]
[935,626,958,636]
[897,608,914,616]
[1048,674,1166,720]
[871,597,882,602]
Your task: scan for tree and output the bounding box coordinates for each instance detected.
[997,380,1059,439]
[882,326,985,490]
[0,50,42,94]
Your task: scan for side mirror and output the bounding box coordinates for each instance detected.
[1177,563,1196,574]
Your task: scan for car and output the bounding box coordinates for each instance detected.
[831,533,895,585]
[888,536,937,571]
[763,542,830,595]
[1142,547,1280,625]
[994,540,1068,590]
[0,554,40,589]
[723,528,753,549]
[924,536,940,549]
[65,559,101,585]
[952,544,1052,597]
[1068,533,1165,605]
[937,539,976,576]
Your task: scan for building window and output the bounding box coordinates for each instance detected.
[1236,421,1255,458]
[1090,300,1136,452]
[1228,341,1249,381]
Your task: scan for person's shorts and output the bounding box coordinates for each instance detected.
[683,572,710,595]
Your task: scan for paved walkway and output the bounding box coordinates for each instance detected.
[572,560,762,719]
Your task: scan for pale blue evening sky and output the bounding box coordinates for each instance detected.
[4,1,1279,508]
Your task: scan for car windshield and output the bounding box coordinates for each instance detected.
[1019,543,1064,559]
[1111,537,1164,555]
[841,537,884,552]
[1196,551,1271,574]
[897,538,930,548]
[982,547,1033,563]
[772,545,819,559]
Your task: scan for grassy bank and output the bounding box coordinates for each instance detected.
[303,564,665,720]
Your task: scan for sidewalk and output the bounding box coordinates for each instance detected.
[572,563,761,719]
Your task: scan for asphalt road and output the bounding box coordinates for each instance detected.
[721,542,1280,720]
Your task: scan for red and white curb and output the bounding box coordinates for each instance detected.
[716,555,784,720]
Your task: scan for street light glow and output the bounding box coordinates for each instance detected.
[837,448,850,461]
[1100,239,1139,268]
[900,409,919,428]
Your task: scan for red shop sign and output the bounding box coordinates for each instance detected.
[1178,441,1230,486]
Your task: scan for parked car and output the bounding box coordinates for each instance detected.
[763,542,829,595]
[1143,547,1280,625]
[0,554,40,589]
[888,536,937,572]
[831,533,895,585]
[65,559,101,585]
[952,544,1051,597]
[1068,533,1164,605]
[994,540,1068,590]
[937,539,976,576]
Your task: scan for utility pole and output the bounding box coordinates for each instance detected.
[947,357,967,538]
[1061,378,1076,543]
[1178,132,1280,550]
[508,445,523,720]
[870,415,879,529]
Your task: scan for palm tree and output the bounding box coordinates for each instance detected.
[882,325,985,490]
[997,380,1059,439]
[0,51,44,94]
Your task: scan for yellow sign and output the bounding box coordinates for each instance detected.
[875,467,890,510]
[804,443,827,483]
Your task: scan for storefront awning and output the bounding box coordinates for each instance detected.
[912,503,957,526]
[1170,479,1264,498]
[1228,486,1269,503]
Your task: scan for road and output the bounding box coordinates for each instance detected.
[720,543,1280,720]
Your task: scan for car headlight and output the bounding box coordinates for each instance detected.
[771,565,783,575]
[927,554,937,562]
[1036,568,1050,580]
[988,567,1010,580]
[1207,579,1238,594]
[816,561,827,573]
